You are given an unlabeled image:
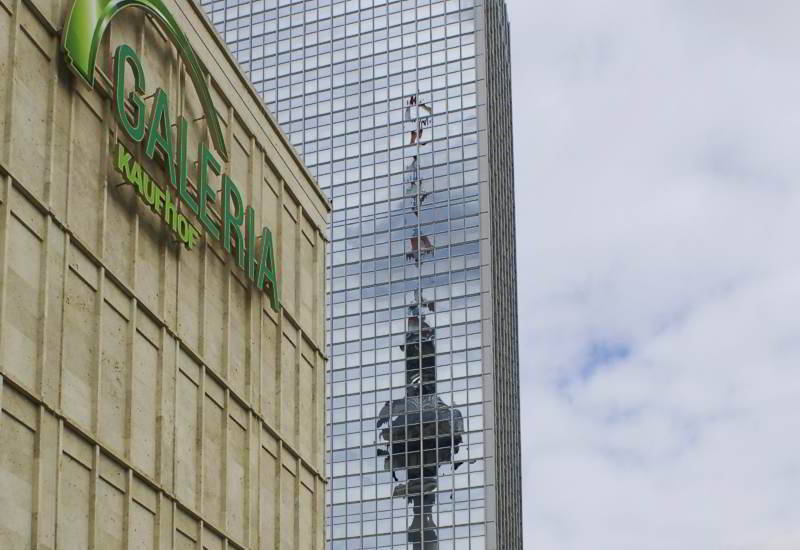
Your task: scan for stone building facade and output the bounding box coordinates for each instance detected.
[0,0,329,548]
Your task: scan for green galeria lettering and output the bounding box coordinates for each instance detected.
[257,228,280,311]
[176,116,199,215]
[144,88,177,189]
[109,43,281,312]
[221,173,280,310]
[222,175,245,269]
[197,142,221,240]
[113,44,146,142]
[117,143,131,175]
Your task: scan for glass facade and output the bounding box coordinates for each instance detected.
[200,0,520,548]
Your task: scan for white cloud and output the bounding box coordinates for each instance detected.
[509,0,800,548]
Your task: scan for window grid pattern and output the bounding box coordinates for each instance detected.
[198,1,507,549]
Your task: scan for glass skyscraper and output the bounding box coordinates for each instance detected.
[200,0,521,548]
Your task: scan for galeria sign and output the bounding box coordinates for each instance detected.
[61,0,280,312]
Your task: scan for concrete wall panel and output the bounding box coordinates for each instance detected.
[5,203,43,390]
[280,331,297,447]
[203,378,225,527]
[177,229,203,349]
[280,460,297,550]
[228,406,248,543]
[130,498,157,550]
[97,465,126,550]
[10,17,50,201]
[0,385,36,550]
[175,352,200,507]
[105,180,136,286]
[62,252,98,430]
[132,316,159,476]
[204,247,227,375]
[68,95,105,255]
[59,431,92,550]
[259,441,278,549]
[136,202,164,313]
[260,312,278,429]
[99,296,130,455]
[280,198,298,316]
[0,3,11,163]
[230,275,249,397]
[0,0,329,546]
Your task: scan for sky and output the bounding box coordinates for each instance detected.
[508,1,800,548]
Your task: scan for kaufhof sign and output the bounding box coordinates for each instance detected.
[62,0,281,312]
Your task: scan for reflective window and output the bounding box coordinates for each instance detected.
[207,1,487,547]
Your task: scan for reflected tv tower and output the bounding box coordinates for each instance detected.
[376,96,465,549]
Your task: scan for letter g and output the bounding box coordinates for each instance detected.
[114,44,147,142]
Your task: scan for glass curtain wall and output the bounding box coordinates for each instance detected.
[200,1,486,548]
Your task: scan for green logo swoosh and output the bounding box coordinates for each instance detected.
[62,0,228,161]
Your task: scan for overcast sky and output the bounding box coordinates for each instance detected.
[508,1,800,548]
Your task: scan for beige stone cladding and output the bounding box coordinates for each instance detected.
[0,0,330,548]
